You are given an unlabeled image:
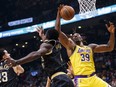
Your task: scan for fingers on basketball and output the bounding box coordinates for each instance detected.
[60,5,75,20]
[58,4,64,11]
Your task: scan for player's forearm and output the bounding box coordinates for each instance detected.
[16,56,39,65]
[40,34,46,42]
[55,9,69,47]
[58,32,70,48]
[16,51,40,65]
[55,10,61,32]
[107,32,115,51]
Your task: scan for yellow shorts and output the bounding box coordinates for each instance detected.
[74,75,110,87]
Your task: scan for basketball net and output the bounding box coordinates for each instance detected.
[78,0,97,19]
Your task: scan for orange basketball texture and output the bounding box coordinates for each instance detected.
[60,6,75,20]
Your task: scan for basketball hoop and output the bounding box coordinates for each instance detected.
[78,0,97,18]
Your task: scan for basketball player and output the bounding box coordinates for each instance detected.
[7,29,75,87]
[55,5,115,87]
[37,26,76,87]
[0,48,24,87]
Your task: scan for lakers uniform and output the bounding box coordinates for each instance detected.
[70,45,110,87]
[0,60,21,87]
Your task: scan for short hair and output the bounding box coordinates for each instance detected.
[0,48,5,61]
[45,29,59,40]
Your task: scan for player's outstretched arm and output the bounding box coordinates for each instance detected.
[7,43,52,66]
[55,5,75,50]
[89,22,115,53]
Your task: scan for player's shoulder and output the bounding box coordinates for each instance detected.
[40,41,53,49]
[44,39,58,46]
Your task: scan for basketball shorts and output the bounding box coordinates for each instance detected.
[74,74,111,87]
[50,72,74,87]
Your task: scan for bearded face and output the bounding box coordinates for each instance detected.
[71,33,83,44]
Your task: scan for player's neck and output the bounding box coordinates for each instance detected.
[78,41,84,47]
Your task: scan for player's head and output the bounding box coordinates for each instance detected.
[71,33,83,45]
[45,29,59,40]
[0,48,10,61]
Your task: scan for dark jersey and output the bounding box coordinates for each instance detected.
[0,60,20,87]
[41,40,66,77]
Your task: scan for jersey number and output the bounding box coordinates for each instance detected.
[0,72,8,83]
[81,54,90,62]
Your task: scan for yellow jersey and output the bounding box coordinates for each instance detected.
[70,45,95,75]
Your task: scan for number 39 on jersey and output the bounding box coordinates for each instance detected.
[81,54,90,62]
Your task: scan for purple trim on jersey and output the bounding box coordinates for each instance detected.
[74,77,78,87]
[74,72,95,78]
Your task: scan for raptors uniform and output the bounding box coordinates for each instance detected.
[70,45,110,87]
[0,60,21,87]
[42,40,74,87]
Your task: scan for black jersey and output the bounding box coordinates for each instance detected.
[0,60,20,87]
[42,40,66,77]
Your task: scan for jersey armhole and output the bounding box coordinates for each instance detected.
[69,45,77,59]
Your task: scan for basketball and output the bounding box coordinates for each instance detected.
[60,5,75,20]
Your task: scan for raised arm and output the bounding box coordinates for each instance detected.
[55,5,75,49]
[8,43,52,66]
[36,26,46,42]
[89,22,115,53]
